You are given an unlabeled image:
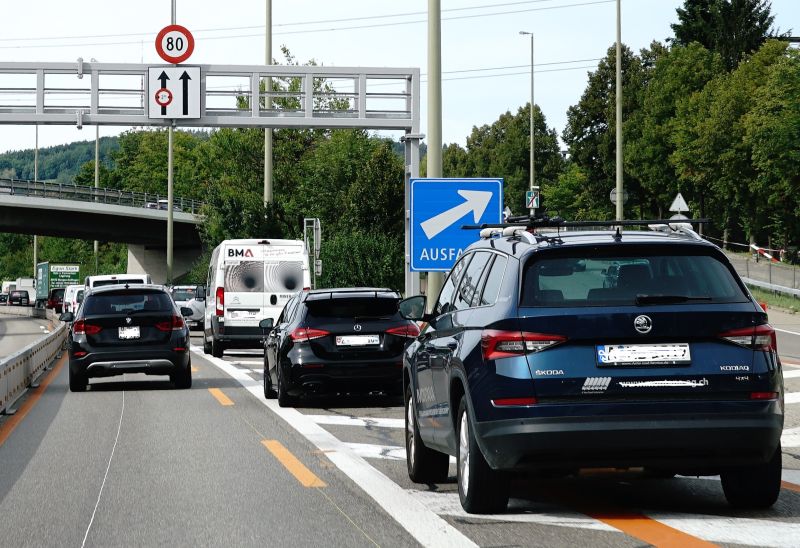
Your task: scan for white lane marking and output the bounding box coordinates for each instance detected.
[652,513,800,548]
[781,427,800,448]
[784,369,800,378]
[230,360,263,366]
[409,490,617,532]
[785,392,800,404]
[776,328,800,337]
[346,442,407,461]
[82,390,125,548]
[307,415,404,429]
[192,346,476,548]
[783,469,800,484]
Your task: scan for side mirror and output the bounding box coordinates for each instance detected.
[399,295,428,321]
[180,306,194,317]
[59,312,74,323]
[259,318,274,330]
[195,285,206,301]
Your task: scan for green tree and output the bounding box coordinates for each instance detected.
[671,0,779,70]
[318,231,404,290]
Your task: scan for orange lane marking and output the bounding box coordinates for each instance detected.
[191,366,199,373]
[0,354,66,448]
[207,388,234,406]
[781,481,800,493]
[262,440,326,488]
[588,511,718,548]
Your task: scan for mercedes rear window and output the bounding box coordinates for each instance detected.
[83,292,173,315]
[305,298,400,320]
[520,248,748,307]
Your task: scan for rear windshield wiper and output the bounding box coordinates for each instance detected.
[635,295,712,305]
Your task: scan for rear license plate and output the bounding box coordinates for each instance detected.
[596,343,690,366]
[336,335,380,346]
[229,310,257,319]
[118,326,140,340]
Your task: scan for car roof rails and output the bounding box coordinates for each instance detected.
[465,215,709,241]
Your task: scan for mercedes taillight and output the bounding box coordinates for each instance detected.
[290,327,330,341]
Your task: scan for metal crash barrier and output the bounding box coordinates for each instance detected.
[0,309,67,414]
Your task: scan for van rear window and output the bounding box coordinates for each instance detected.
[520,250,748,307]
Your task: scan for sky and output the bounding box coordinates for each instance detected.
[1,0,798,156]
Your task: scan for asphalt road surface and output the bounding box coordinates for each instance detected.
[1,319,800,547]
[0,314,53,358]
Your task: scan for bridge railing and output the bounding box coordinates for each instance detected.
[0,178,204,214]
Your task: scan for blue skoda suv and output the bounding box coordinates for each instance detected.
[400,219,784,514]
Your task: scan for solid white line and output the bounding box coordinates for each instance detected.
[781,426,800,448]
[785,392,800,404]
[784,369,800,378]
[307,414,404,429]
[776,328,800,337]
[230,360,263,366]
[651,512,800,547]
[346,442,407,461]
[191,346,477,548]
[81,390,125,548]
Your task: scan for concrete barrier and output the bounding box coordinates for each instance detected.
[0,309,66,414]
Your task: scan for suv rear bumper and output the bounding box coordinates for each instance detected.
[475,410,783,472]
[71,350,190,378]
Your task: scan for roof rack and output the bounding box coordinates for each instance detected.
[464,215,710,231]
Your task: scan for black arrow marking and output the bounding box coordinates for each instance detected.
[158,71,170,115]
[179,71,191,116]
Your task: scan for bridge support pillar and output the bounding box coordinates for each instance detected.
[127,245,199,285]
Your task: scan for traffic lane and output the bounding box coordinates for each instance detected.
[0,313,53,358]
[0,356,416,547]
[769,308,800,363]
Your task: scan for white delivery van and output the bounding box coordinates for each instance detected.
[85,273,152,289]
[63,284,85,314]
[203,239,310,358]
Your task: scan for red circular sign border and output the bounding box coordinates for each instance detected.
[154,87,173,107]
[155,24,195,64]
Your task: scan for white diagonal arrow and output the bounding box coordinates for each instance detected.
[420,190,493,239]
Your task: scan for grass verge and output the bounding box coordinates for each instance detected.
[747,285,799,313]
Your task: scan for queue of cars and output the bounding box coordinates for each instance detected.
[47,221,784,515]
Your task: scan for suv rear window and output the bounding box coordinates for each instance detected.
[521,248,748,307]
[83,291,173,315]
[306,297,400,319]
[171,288,196,301]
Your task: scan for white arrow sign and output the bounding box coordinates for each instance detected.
[420,190,493,239]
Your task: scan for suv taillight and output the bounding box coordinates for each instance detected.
[216,287,224,316]
[156,314,186,332]
[73,320,102,336]
[719,324,777,352]
[290,327,330,341]
[386,324,421,338]
[481,330,566,361]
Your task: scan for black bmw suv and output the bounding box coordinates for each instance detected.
[260,288,420,406]
[400,219,784,514]
[61,284,193,391]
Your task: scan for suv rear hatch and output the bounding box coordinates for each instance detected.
[512,244,776,404]
[300,291,411,361]
[79,290,179,347]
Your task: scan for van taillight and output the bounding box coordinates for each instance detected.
[481,330,566,361]
[73,320,102,336]
[216,287,224,316]
[719,324,777,352]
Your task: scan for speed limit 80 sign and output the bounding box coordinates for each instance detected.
[155,24,195,64]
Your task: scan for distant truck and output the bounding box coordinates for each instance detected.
[2,280,15,293]
[14,277,35,295]
[35,262,80,310]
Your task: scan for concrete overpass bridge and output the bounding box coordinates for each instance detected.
[0,178,204,283]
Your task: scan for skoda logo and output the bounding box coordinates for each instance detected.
[125,317,132,325]
[634,315,652,334]
[353,324,362,331]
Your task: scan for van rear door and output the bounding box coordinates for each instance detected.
[222,243,266,328]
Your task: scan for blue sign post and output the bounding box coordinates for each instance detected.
[410,178,503,272]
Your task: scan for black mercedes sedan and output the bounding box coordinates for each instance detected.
[60,284,193,391]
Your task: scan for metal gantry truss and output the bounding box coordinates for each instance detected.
[0,60,422,296]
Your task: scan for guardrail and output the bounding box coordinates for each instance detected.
[0,308,67,414]
[0,178,204,214]
[725,250,800,298]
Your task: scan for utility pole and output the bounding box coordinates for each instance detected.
[94,124,99,274]
[33,125,38,277]
[264,0,273,205]
[166,0,176,284]
[615,0,623,221]
[426,0,443,311]
[520,31,535,216]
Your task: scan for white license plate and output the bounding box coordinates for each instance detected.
[118,326,140,340]
[596,343,691,366]
[230,310,257,319]
[336,335,380,346]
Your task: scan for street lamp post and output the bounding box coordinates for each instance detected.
[519,31,535,216]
